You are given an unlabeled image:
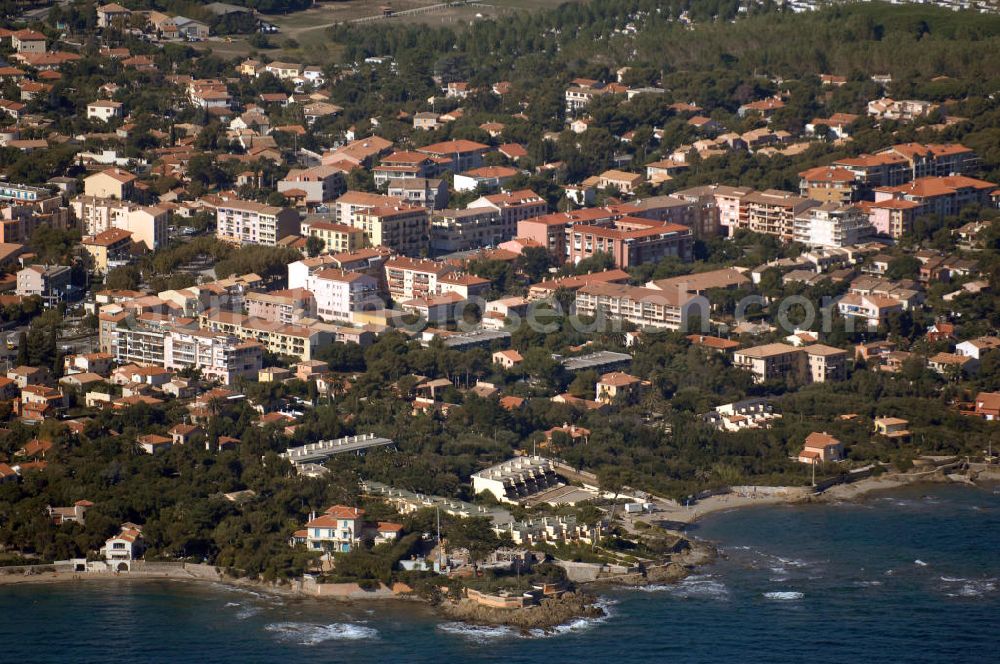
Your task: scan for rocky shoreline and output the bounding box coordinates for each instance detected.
[5,469,995,632]
[436,590,605,632]
[588,537,718,588]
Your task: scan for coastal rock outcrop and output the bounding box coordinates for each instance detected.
[436,591,603,631]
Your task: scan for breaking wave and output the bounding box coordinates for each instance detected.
[265,622,378,645]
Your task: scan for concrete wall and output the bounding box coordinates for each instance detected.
[302,576,399,599]
[553,560,603,582]
[465,588,530,609]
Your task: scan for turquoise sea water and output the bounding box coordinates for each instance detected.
[2,483,998,664]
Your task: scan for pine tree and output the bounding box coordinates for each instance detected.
[15,331,28,366]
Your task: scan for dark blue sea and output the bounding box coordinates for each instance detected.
[3,483,999,663]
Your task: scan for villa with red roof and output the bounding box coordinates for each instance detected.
[297,505,403,554]
[797,432,845,465]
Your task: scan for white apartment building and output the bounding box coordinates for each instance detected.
[383,257,452,302]
[793,202,874,248]
[101,313,262,385]
[288,255,339,291]
[163,328,263,385]
[216,199,300,246]
[306,269,380,322]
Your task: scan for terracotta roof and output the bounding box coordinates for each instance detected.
[377,522,404,532]
[803,344,847,357]
[93,168,137,184]
[417,139,489,155]
[323,505,363,519]
[736,343,800,358]
[799,166,856,183]
[687,334,740,350]
[878,176,996,199]
[599,371,640,387]
[804,431,841,448]
[84,228,132,246]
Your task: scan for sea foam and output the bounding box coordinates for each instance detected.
[265,622,378,645]
[763,591,804,600]
[658,574,730,601]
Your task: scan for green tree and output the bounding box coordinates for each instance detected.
[305,235,325,258]
[886,255,921,280]
[446,516,501,570]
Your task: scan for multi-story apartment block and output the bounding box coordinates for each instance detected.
[71,197,169,250]
[565,217,693,268]
[574,282,708,331]
[793,202,874,248]
[81,228,134,274]
[516,207,632,261]
[306,269,380,322]
[430,207,504,254]
[299,218,366,254]
[16,264,72,302]
[163,328,263,385]
[873,176,997,234]
[883,143,978,179]
[804,344,848,383]
[669,185,754,238]
[386,178,448,210]
[733,343,809,384]
[333,191,403,226]
[798,166,858,204]
[373,151,437,186]
[288,248,394,295]
[734,343,849,384]
[0,194,72,243]
[244,288,315,325]
[101,311,179,367]
[84,168,136,200]
[101,310,263,386]
[833,143,977,194]
[744,189,820,242]
[215,199,300,247]
[350,205,429,256]
[384,257,453,302]
[467,189,548,242]
[628,195,708,236]
[199,311,322,361]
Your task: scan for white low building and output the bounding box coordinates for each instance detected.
[471,456,561,504]
[702,398,780,432]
